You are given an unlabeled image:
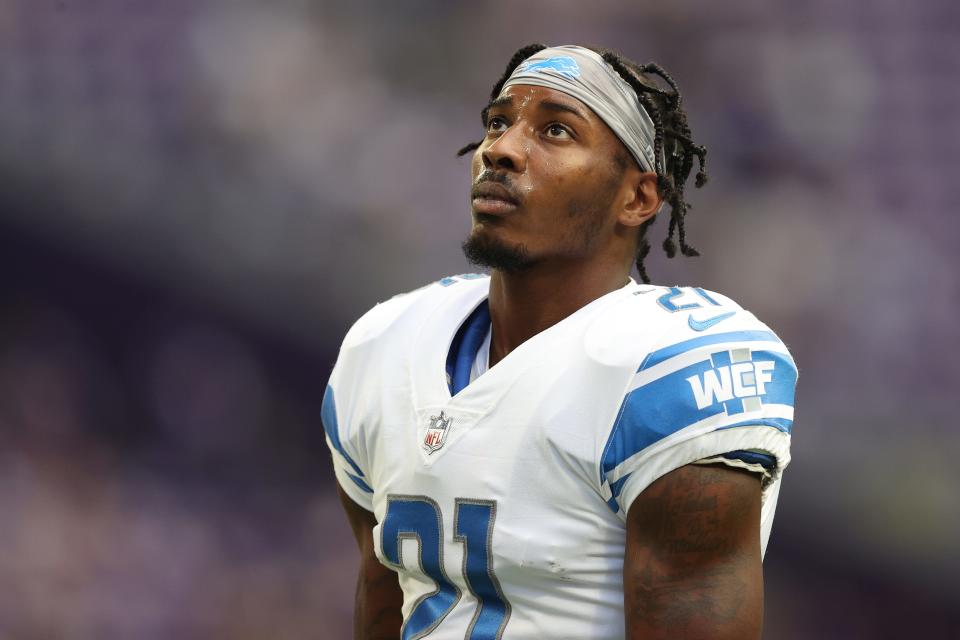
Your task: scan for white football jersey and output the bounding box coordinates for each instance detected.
[324,274,796,640]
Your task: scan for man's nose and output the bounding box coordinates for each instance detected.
[481,126,527,173]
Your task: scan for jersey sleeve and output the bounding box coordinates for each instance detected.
[321,281,450,512]
[598,300,797,521]
[322,377,375,512]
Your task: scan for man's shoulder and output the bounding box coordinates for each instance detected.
[584,283,791,371]
[340,273,490,353]
[642,284,790,356]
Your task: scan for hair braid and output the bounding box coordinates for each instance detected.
[663,216,678,258]
[637,92,666,179]
[638,62,682,107]
[603,50,708,279]
[665,129,708,187]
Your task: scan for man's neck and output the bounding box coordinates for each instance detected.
[487,261,630,367]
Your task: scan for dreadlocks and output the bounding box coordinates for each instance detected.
[457,44,708,284]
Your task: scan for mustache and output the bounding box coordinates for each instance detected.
[471,170,522,205]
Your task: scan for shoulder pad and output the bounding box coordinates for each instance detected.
[584,284,787,369]
[583,287,673,368]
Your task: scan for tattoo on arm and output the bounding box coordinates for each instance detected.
[355,557,404,640]
[624,464,763,639]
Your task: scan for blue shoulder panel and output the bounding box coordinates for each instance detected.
[322,385,369,485]
[601,346,796,481]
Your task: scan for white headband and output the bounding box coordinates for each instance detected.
[501,45,659,173]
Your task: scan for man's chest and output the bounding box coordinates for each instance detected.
[366,377,629,593]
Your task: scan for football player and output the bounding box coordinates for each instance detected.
[324,44,797,639]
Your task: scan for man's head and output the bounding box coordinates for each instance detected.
[459,44,708,283]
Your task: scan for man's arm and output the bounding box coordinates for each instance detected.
[624,463,764,640]
[336,485,404,640]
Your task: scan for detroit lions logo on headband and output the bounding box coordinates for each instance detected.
[518,56,581,79]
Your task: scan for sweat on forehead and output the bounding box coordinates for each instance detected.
[488,89,591,120]
[500,45,659,173]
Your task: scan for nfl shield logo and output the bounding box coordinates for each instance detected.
[423,411,453,454]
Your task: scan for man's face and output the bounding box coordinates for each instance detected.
[464,84,632,272]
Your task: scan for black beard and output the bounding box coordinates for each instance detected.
[461,230,536,273]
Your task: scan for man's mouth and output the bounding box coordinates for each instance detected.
[471,181,520,215]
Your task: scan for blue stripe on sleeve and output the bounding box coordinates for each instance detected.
[322,385,366,479]
[640,330,781,371]
[601,349,796,480]
[346,472,374,493]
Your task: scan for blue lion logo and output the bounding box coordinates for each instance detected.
[519,56,581,79]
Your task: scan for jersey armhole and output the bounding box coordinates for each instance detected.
[692,450,777,483]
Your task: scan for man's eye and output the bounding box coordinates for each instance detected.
[546,123,572,139]
[487,116,508,132]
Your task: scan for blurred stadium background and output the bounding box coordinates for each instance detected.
[1,0,957,638]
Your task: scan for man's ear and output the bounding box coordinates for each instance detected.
[619,171,662,228]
